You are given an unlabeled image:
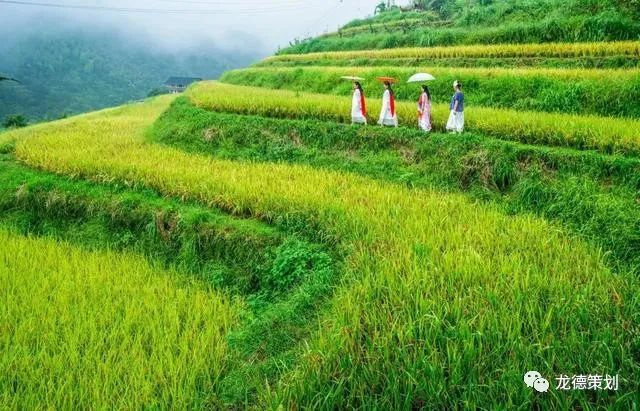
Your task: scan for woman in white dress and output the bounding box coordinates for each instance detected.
[378,81,398,127]
[446,80,465,133]
[351,81,367,125]
[417,85,432,132]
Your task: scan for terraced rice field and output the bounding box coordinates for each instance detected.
[270,40,640,61]
[221,66,640,118]
[187,81,640,156]
[264,41,640,69]
[1,34,639,409]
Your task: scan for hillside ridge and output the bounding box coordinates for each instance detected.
[280,0,640,54]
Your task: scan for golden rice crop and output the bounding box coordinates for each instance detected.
[0,229,240,409]
[6,94,638,408]
[229,65,640,82]
[187,81,640,156]
[264,40,640,63]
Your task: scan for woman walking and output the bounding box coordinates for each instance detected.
[417,85,432,132]
[446,80,464,133]
[351,81,367,125]
[378,81,398,127]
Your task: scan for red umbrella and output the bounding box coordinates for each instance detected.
[377,76,398,83]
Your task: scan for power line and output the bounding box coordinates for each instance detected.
[0,0,322,15]
[153,0,306,4]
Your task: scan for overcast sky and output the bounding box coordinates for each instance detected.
[0,0,393,53]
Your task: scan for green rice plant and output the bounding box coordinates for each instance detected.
[268,40,640,63]
[186,81,640,156]
[279,14,640,54]
[221,66,640,118]
[0,229,240,409]
[0,156,288,294]
[257,55,640,69]
[148,98,640,272]
[5,92,639,409]
[0,99,342,407]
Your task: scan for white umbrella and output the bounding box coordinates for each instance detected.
[341,76,365,81]
[407,73,436,83]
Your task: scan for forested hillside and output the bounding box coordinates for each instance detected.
[282,0,640,53]
[0,29,257,122]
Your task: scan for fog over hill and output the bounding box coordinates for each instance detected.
[0,17,262,121]
[0,0,382,122]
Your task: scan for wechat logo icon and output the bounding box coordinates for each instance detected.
[524,371,549,393]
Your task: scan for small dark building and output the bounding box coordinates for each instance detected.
[164,77,202,93]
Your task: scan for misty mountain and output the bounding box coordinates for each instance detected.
[0,27,259,121]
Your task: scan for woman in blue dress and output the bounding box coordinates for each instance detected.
[446,80,464,133]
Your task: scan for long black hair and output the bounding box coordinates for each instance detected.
[422,85,431,101]
[354,81,363,92]
[384,81,394,97]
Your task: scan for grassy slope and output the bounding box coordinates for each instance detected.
[269,41,640,63]
[210,7,640,402]
[148,97,640,273]
[282,16,640,53]
[0,229,239,409]
[0,102,340,407]
[221,66,640,118]
[2,90,638,408]
[3,1,640,403]
[187,82,640,157]
[259,55,640,69]
[265,41,640,71]
[280,1,640,53]
[0,156,285,293]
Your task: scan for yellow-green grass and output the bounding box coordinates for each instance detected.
[264,40,640,63]
[0,229,240,409]
[0,95,176,149]
[228,65,640,83]
[5,93,638,407]
[188,81,640,156]
[220,66,640,118]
